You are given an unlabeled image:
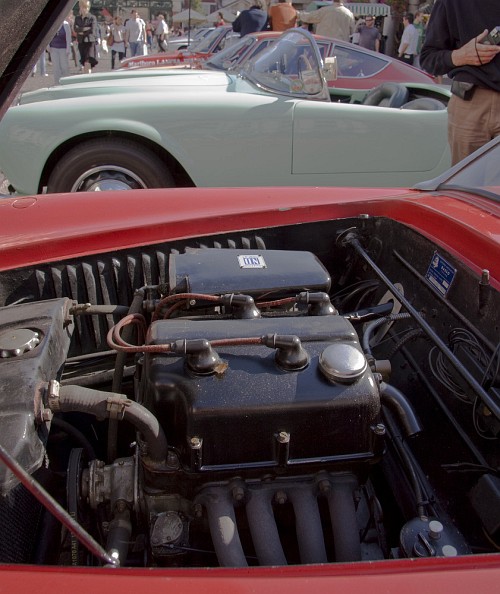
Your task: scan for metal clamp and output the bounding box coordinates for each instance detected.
[106,395,130,420]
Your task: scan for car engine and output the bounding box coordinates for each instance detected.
[0,217,498,568]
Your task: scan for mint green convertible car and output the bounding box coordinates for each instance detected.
[0,30,451,195]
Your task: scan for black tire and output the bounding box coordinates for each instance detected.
[47,137,175,193]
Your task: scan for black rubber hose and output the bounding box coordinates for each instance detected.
[50,417,96,461]
[362,313,411,357]
[380,382,422,437]
[108,290,146,463]
[56,385,168,463]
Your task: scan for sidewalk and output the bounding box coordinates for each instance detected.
[21,44,114,94]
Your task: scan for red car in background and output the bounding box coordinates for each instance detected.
[122,30,435,89]
[120,25,237,70]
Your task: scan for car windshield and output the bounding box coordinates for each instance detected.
[190,27,232,53]
[240,29,330,101]
[416,138,500,202]
[333,44,388,78]
[206,36,263,71]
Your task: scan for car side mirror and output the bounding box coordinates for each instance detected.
[323,56,337,82]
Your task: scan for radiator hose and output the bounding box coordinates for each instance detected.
[48,382,168,463]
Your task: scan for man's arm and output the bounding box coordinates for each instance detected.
[232,15,242,33]
[398,30,409,57]
[298,9,323,25]
[451,30,500,66]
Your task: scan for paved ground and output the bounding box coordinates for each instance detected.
[22,45,114,93]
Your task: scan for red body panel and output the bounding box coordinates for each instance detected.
[1,554,499,593]
[1,186,499,288]
[1,186,499,589]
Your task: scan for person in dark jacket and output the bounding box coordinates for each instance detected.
[232,1,268,37]
[420,0,500,164]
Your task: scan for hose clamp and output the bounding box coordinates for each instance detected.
[47,379,61,412]
[106,395,129,420]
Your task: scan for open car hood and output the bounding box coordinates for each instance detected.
[0,0,73,119]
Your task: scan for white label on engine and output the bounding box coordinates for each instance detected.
[238,255,267,269]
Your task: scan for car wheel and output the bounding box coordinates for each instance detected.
[47,138,174,193]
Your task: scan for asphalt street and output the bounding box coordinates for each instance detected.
[22,44,115,93]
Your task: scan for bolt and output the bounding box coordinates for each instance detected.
[274,490,287,505]
[318,479,331,494]
[276,431,290,444]
[167,450,179,467]
[41,408,53,422]
[480,269,490,286]
[232,486,245,502]
[115,500,127,513]
[373,423,386,436]
[190,437,202,449]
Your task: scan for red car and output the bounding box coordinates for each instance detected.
[120,26,237,70]
[0,2,499,593]
[122,30,435,89]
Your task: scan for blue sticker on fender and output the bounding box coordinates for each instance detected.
[425,252,456,296]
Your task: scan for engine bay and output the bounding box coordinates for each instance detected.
[0,215,498,568]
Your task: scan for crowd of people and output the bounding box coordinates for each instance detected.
[33,1,191,84]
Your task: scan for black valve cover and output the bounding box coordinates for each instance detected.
[143,314,380,472]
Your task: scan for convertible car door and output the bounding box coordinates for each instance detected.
[291,100,450,187]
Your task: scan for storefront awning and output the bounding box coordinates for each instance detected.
[305,2,391,17]
[347,3,391,16]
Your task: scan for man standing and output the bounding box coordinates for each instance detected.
[298,0,354,42]
[269,0,298,33]
[125,9,147,57]
[356,16,381,52]
[420,0,500,165]
[413,11,425,68]
[74,0,98,73]
[232,1,268,37]
[49,18,72,84]
[155,14,169,51]
[398,13,418,65]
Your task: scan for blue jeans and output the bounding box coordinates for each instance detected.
[129,41,144,57]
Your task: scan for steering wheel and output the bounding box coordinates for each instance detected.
[362,83,410,108]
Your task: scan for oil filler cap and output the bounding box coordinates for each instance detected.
[319,343,367,384]
[0,328,40,358]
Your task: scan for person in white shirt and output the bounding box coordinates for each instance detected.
[155,14,169,51]
[125,9,146,57]
[398,13,419,65]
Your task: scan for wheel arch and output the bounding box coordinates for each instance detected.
[39,131,195,192]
